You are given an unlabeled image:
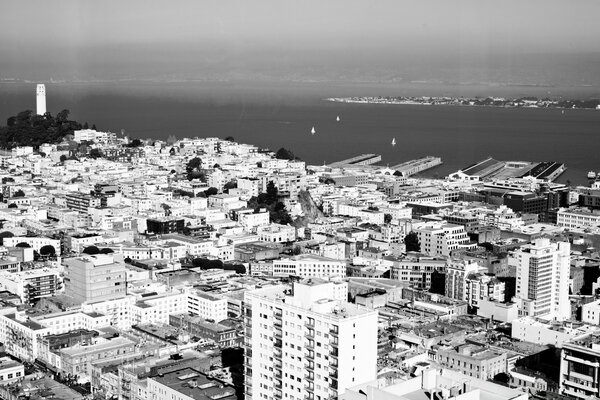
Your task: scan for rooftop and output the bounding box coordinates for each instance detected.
[151,367,236,400]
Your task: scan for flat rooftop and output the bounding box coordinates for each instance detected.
[151,367,236,400]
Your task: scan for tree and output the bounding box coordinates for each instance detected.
[12,189,25,197]
[124,257,132,264]
[384,213,393,224]
[223,180,237,191]
[60,154,68,163]
[224,136,235,142]
[7,203,17,208]
[213,163,220,169]
[89,148,103,159]
[0,231,14,245]
[83,122,89,129]
[92,124,97,130]
[39,245,56,257]
[56,109,70,123]
[82,245,100,255]
[127,138,143,147]
[186,157,204,181]
[15,242,31,248]
[2,177,14,184]
[404,232,421,252]
[204,187,218,197]
[99,248,114,254]
[275,147,295,160]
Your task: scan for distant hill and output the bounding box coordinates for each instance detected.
[0,109,91,149]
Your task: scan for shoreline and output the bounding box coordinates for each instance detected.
[325,96,600,111]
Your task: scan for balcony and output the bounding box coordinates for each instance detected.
[305,373,314,381]
[329,327,338,336]
[306,330,315,339]
[274,380,282,390]
[329,348,339,358]
[274,330,282,339]
[274,320,282,328]
[305,320,315,328]
[329,369,338,379]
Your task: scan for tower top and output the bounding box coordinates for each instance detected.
[36,84,45,95]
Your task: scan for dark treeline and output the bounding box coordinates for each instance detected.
[0,109,92,149]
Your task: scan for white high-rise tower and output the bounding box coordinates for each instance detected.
[514,238,571,321]
[36,84,46,115]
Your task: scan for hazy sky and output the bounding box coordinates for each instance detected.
[2,0,600,82]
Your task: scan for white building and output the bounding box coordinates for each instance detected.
[4,236,61,256]
[445,259,484,302]
[513,238,571,321]
[582,299,600,325]
[556,207,600,229]
[187,290,228,322]
[0,357,24,384]
[0,268,62,305]
[341,368,528,400]
[560,333,600,399]
[511,317,600,347]
[413,222,475,257]
[244,279,378,400]
[273,254,347,278]
[256,223,296,243]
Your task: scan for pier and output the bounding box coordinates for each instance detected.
[329,154,382,168]
[390,156,443,177]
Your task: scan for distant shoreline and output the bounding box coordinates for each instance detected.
[325,96,600,110]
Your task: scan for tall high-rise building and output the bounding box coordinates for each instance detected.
[36,84,46,115]
[513,238,570,321]
[244,278,378,400]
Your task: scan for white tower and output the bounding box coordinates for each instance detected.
[36,84,46,115]
[514,238,571,321]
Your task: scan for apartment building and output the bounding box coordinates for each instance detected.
[0,268,62,305]
[187,290,228,322]
[272,254,347,278]
[63,254,128,303]
[390,255,446,290]
[244,279,378,400]
[513,238,570,321]
[560,333,600,399]
[413,222,476,257]
[431,344,507,380]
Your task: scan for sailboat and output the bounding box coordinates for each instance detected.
[391,138,396,146]
[336,115,340,122]
[311,126,316,135]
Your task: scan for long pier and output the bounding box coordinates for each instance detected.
[329,154,382,168]
[391,156,443,177]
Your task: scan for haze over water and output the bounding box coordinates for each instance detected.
[1,80,598,185]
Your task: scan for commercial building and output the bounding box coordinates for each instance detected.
[244,279,378,400]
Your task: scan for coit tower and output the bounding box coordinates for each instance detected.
[36,84,46,115]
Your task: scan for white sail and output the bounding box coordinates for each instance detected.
[311,126,316,135]
[336,115,340,122]
[391,138,396,146]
